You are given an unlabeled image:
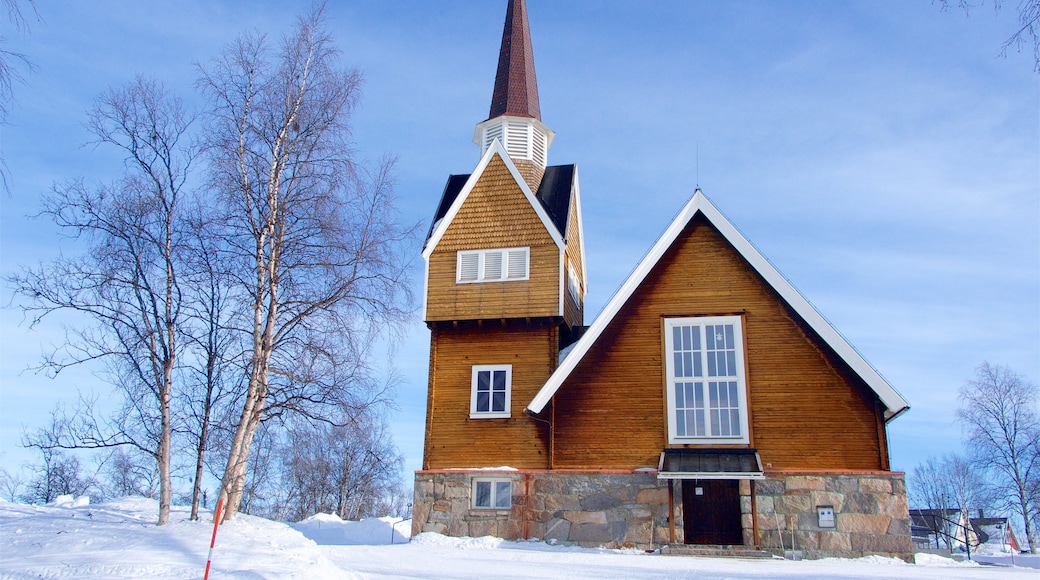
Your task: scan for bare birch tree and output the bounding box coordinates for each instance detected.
[198,6,413,522]
[957,362,1040,553]
[9,77,197,524]
[178,204,242,520]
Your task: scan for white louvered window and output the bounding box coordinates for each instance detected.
[456,248,529,283]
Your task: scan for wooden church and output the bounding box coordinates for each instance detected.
[412,0,914,561]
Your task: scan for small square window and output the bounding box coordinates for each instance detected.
[473,478,512,510]
[470,365,511,419]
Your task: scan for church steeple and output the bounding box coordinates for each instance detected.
[474,0,555,189]
[488,0,540,121]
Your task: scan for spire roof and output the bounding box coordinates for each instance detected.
[488,0,540,121]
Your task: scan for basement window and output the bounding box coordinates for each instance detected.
[470,365,511,418]
[664,316,749,445]
[472,478,512,510]
[457,248,529,283]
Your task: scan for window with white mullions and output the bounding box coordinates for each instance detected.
[456,248,529,283]
[470,365,511,418]
[664,316,749,444]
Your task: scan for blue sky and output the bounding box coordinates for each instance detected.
[1,1,1037,490]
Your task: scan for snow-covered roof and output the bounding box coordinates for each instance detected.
[527,189,911,421]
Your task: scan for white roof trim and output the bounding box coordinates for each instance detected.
[422,138,565,261]
[527,189,910,421]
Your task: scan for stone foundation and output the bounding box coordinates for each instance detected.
[412,470,671,548]
[412,469,913,561]
[755,471,913,562]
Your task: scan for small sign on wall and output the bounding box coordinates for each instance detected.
[817,505,836,528]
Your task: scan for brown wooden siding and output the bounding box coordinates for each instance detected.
[424,324,555,469]
[426,154,561,322]
[551,215,887,471]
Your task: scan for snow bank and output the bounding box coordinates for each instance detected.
[913,553,978,567]
[50,494,90,507]
[0,496,353,579]
[293,512,411,545]
[3,498,1039,579]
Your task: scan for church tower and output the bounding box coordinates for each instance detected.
[419,0,586,471]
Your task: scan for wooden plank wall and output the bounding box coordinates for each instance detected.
[424,324,555,469]
[551,215,887,471]
[426,154,561,322]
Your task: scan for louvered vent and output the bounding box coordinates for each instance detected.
[458,252,479,282]
[476,117,552,169]
[483,123,504,152]
[531,130,546,168]
[483,251,504,280]
[506,121,529,160]
[456,247,530,283]
[506,249,528,279]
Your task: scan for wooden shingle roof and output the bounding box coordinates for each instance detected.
[425,163,575,246]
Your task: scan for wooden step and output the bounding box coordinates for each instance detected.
[660,544,775,559]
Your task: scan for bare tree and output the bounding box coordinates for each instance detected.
[256,407,403,522]
[940,0,1040,72]
[198,6,413,522]
[957,362,1040,553]
[19,420,103,505]
[909,454,988,551]
[9,77,197,524]
[100,447,159,499]
[178,204,242,520]
[0,467,24,502]
[0,0,39,191]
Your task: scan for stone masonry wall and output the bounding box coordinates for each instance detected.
[412,470,671,549]
[755,472,913,562]
[412,469,913,561]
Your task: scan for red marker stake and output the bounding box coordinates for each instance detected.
[204,499,224,580]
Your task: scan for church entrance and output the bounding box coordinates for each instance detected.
[681,479,743,545]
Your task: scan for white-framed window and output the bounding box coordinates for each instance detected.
[470,365,512,418]
[566,260,582,304]
[456,248,529,283]
[472,478,512,510]
[664,316,749,444]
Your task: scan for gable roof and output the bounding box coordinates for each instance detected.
[488,0,540,121]
[527,189,911,422]
[422,138,566,259]
[423,154,575,249]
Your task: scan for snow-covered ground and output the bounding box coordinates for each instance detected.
[1,497,1036,579]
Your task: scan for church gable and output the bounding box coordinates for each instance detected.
[530,191,909,423]
[550,213,890,471]
[424,145,565,322]
[437,153,554,251]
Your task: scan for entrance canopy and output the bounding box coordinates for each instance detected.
[657,449,765,480]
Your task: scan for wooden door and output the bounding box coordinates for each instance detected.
[681,479,742,545]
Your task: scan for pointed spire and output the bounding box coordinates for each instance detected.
[488,0,540,121]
